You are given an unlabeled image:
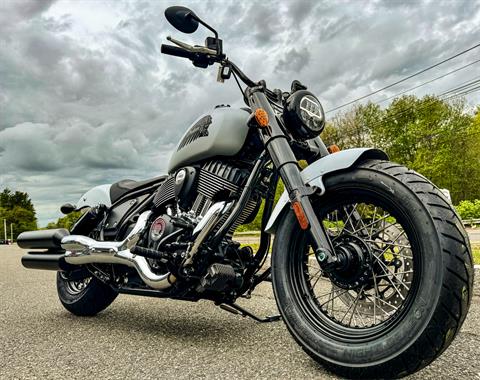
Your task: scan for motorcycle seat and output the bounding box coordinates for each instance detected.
[110,175,167,204]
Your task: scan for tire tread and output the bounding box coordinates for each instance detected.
[274,159,474,379]
[336,159,474,378]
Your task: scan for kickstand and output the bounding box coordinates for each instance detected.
[219,303,281,323]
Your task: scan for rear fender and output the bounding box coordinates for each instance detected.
[265,148,388,234]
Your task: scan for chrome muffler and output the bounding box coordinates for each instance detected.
[62,211,175,290]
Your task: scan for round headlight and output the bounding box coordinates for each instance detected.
[283,90,325,140]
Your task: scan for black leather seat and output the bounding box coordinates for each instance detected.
[110,175,166,204]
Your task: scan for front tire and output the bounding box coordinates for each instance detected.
[271,160,473,378]
[57,272,118,316]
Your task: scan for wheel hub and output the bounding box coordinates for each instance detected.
[325,234,373,290]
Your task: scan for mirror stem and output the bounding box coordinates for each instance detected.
[190,13,220,54]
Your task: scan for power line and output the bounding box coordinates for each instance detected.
[415,129,480,147]
[446,84,480,99]
[361,78,480,131]
[345,87,480,152]
[326,41,480,113]
[375,58,480,105]
[440,76,480,96]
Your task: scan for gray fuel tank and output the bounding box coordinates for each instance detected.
[168,107,250,173]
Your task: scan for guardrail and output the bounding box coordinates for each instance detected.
[462,219,480,227]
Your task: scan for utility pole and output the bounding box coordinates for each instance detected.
[10,223,13,242]
[3,219,6,241]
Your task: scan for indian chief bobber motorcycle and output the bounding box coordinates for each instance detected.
[18,6,473,378]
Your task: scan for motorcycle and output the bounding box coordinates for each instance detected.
[17,6,474,378]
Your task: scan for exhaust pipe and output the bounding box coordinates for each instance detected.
[62,211,175,290]
[17,228,76,271]
[17,228,69,250]
[21,253,74,271]
[21,204,226,290]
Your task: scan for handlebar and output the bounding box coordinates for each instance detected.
[161,38,264,93]
[161,44,196,60]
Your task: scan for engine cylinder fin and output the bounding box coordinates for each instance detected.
[214,198,259,237]
[192,193,206,215]
[197,170,239,199]
[153,176,176,208]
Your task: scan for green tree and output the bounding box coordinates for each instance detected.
[0,188,38,240]
[322,102,384,149]
[324,95,480,204]
[46,211,82,231]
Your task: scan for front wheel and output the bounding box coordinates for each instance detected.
[272,160,474,378]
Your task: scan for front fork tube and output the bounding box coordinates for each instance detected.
[248,89,338,269]
[278,155,338,268]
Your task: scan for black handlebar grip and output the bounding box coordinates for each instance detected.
[161,44,195,59]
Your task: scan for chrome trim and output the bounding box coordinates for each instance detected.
[192,201,226,235]
[184,201,231,266]
[62,211,174,290]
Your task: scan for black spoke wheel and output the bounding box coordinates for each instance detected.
[296,198,419,340]
[271,160,473,378]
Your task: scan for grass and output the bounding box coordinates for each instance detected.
[471,245,480,265]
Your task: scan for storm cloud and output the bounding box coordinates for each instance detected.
[0,0,479,225]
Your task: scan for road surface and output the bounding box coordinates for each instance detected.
[467,228,480,243]
[0,245,479,379]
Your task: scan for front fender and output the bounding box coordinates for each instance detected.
[265,148,388,234]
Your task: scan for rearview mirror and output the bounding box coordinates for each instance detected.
[165,6,199,34]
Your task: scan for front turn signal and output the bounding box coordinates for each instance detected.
[254,108,269,128]
[292,201,309,230]
[327,144,341,153]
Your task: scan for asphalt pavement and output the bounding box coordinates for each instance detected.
[467,228,480,243]
[1,245,479,379]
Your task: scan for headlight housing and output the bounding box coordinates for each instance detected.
[283,90,325,140]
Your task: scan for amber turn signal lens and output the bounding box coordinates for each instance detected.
[254,108,269,127]
[292,201,309,230]
[327,144,341,153]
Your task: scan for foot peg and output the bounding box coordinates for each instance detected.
[219,303,281,323]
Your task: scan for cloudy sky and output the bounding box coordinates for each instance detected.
[1,0,480,226]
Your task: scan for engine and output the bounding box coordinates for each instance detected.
[153,160,260,237]
[144,160,261,297]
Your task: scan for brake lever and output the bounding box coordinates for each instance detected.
[167,36,217,55]
[167,36,193,50]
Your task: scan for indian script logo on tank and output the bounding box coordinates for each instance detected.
[177,115,212,150]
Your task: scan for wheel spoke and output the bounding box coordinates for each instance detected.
[364,293,397,313]
[340,286,365,324]
[311,269,328,288]
[358,213,392,234]
[305,200,414,330]
[368,245,412,259]
[369,207,378,238]
[373,270,413,278]
[318,288,349,306]
[373,258,410,298]
[364,239,411,250]
[343,204,359,233]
